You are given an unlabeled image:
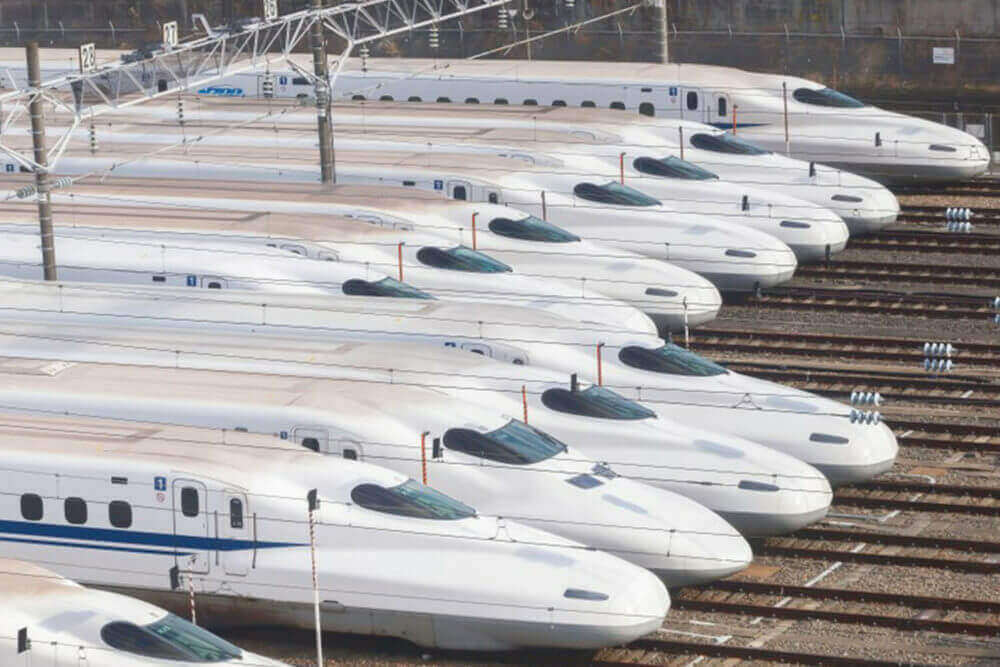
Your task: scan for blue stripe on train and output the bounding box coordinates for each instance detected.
[710,122,769,130]
[0,534,193,556]
[0,519,302,552]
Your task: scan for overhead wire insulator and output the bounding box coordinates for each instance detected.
[88,122,97,154]
[177,98,185,126]
[498,7,508,29]
[429,24,440,50]
[261,72,275,98]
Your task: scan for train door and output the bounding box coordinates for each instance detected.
[221,491,250,576]
[680,88,703,122]
[292,426,329,454]
[172,480,210,574]
[447,180,472,201]
[711,92,731,128]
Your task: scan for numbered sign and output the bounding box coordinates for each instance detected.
[78,43,96,73]
[263,0,279,21]
[162,21,179,48]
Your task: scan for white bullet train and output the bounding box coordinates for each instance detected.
[0,279,895,486]
[0,225,658,335]
[0,558,286,666]
[95,96,900,235]
[43,179,724,330]
[0,412,671,650]
[43,153,800,293]
[51,122,849,262]
[0,354,754,584]
[308,57,989,184]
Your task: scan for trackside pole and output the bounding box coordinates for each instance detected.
[26,42,56,280]
[310,0,334,184]
[660,0,669,63]
[307,489,323,667]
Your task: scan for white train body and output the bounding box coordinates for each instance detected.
[50,121,849,261]
[42,153,799,293]
[305,58,988,184]
[0,223,657,335]
[0,559,286,666]
[0,279,895,487]
[0,413,670,650]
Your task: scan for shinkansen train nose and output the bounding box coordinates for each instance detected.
[837,184,901,235]
[654,503,752,587]
[814,420,899,487]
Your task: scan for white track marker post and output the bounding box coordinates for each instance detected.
[307,489,323,667]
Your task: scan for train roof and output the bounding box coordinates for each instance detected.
[0,558,82,596]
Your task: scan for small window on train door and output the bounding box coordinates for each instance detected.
[229,499,244,529]
[718,97,728,117]
[488,191,500,204]
[180,487,199,517]
[301,437,320,452]
[20,493,43,521]
[686,91,699,111]
[343,448,358,460]
[452,185,468,201]
[639,102,654,117]
[610,101,626,110]
[65,497,87,524]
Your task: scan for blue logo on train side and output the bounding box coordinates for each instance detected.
[196,86,244,97]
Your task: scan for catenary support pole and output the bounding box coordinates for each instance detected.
[309,0,334,183]
[26,41,56,280]
[660,0,669,63]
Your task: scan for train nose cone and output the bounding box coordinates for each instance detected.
[655,508,752,587]
[721,457,833,537]
[819,421,899,487]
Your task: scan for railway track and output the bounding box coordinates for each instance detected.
[832,490,1000,517]
[782,526,1000,554]
[846,229,1000,254]
[899,204,1000,228]
[892,181,1000,197]
[755,541,1000,574]
[795,259,1000,288]
[891,419,1000,454]
[750,286,995,318]
[598,639,937,666]
[692,327,1000,366]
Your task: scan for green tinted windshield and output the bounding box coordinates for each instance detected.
[342,277,434,299]
[444,419,567,465]
[101,614,242,662]
[488,216,581,243]
[574,181,662,207]
[416,246,512,273]
[351,479,476,520]
[633,156,718,180]
[619,343,728,376]
[542,385,657,420]
[690,133,770,155]
[793,87,865,108]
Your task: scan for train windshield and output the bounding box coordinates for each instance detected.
[101,614,242,662]
[618,343,729,376]
[416,245,513,273]
[633,156,718,180]
[444,419,567,465]
[342,277,434,299]
[542,385,656,420]
[351,479,476,520]
[793,87,865,108]
[573,181,662,207]
[489,215,581,243]
[690,133,771,155]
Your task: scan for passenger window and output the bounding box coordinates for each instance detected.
[180,487,199,517]
[488,192,499,204]
[292,77,309,85]
[379,95,393,101]
[638,102,654,117]
[65,497,87,525]
[343,448,358,460]
[151,275,166,283]
[206,281,222,289]
[686,91,698,111]
[407,96,422,102]
[581,100,596,108]
[436,96,451,103]
[523,99,538,106]
[108,500,132,528]
[552,99,567,107]
[229,499,244,529]
[610,101,626,110]
[301,437,320,452]
[465,97,480,104]
[20,493,43,521]
[718,97,728,117]
[351,94,366,101]
[452,185,468,201]
[494,98,509,105]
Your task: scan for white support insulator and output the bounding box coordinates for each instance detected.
[944,359,954,373]
[15,185,36,199]
[992,296,1000,310]
[849,408,860,424]
[872,392,883,406]
[994,313,1000,325]
[872,411,882,425]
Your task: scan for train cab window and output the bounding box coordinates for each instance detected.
[792,87,865,108]
[633,156,718,180]
[436,96,451,103]
[717,97,728,117]
[618,343,728,377]
[65,497,87,525]
[573,181,661,207]
[351,94,366,101]
[690,133,770,155]
[443,419,567,465]
[351,479,475,520]
[494,98,509,105]
[407,96,422,102]
[686,91,699,111]
[452,185,468,200]
[180,487,199,517]
[292,77,309,85]
[609,101,626,110]
[342,277,434,299]
[342,448,358,460]
[229,499,244,529]
[581,100,596,108]
[109,500,132,528]
[638,102,654,116]
[379,95,394,101]
[416,246,512,273]
[488,216,580,243]
[929,144,958,152]
[301,437,320,452]
[552,99,567,107]
[523,99,538,106]
[101,614,243,661]
[20,493,43,521]
[465,97,480,104]
[542,385,656,420]
[831,194,863,203]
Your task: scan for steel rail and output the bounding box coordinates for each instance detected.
[791,527,1000,554]
[755,545,1000,573]
[832,494,1000,516]
[751,286,993,318]
[795,261,1000,288]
